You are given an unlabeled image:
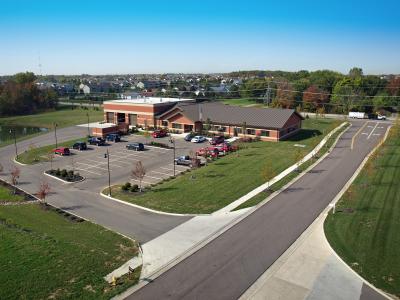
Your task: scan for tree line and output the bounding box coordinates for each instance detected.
[0,72,58,116]
[230,68,400,114]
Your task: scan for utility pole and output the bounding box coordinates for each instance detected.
[54,123,58,148]
[9,129,18,159]
[264,81,272,106]
[86,112,90,137]
[170,137,176,176]
[105,149,111,196]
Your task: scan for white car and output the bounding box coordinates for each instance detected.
[377,114,386,120]
[191,136,207,143]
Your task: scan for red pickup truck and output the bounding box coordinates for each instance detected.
[52,147,70,156]
[152,129,168,138]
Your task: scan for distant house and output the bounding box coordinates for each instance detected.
[79,83,91,94]
[120,91,140,100]
[209,85,230,94]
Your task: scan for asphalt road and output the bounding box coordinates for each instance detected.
[0,126,190,242]
[128,120,390,300]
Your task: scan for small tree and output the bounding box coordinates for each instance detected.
[294,148,303,172]
[189,150,200,169]
[261,164,277,191]
[10,166,21,194]
[204,118,212,135]
[37,181,51,203]
[131,161,146,192]
[29,143,38,162]
[241,122,247,138]
[47,152,55,170]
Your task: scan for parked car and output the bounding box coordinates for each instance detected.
[174,155,193,166]
[88,137,106,146]
[126,142,144,151]
[215,142,233,153]
[191,135,207,143]
[377,114,387,120]
[72,141,87,151]
[152,129,168,138]
[184,132,196,142]
[52,147,70,156]
[196,147,219,158]
[106,133,121,142]
[210,136,225,145]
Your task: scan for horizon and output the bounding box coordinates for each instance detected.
[1,0,399,75]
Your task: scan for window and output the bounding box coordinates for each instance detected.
[235,127,242,134]
[247,129,256,135]
[219,126,227,132]
[162,120,168,127]
[210,125,220,131]
[260,130,270,137]
[172,123,182,129]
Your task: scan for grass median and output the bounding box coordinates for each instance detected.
[324,126,400,298]
[15,137,85,164]
[0,203,140,299]
[105,118,342,214]
[0,185,25,202]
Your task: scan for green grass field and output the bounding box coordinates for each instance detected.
[0,204,140,299]
[16,137,85,164]
[106,118,341,214]
[0,185,25,202]
[324,128,400,297]
[0,106,104,129]
[221,98,264,107]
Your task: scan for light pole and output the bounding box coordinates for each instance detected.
[169,136,176,176]
[54,123,58,148]
[86,112,90,137]
[9,129,18,159]
[104,149,111,196]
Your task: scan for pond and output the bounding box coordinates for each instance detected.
[0,125,49,144]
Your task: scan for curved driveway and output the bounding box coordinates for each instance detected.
[128,120,389,300]
[0,126,189,242]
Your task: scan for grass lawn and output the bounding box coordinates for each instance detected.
[324,128,400,297]
[106,118,341,214]
[233,122,350,210]
[0,106,104,129]
[0,185,24,202]
[0,204,140,300]
[0,106,104,148]
[16,137,85,164]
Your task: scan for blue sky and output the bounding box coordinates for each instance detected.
[1,0,399,75]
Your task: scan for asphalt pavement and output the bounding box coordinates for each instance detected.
[128,120,390,300]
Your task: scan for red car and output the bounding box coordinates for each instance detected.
[210,136,225,145]
[215,142,233,153]
[152,129,168,138]
[52,147,70,156]
[196,147,219,158]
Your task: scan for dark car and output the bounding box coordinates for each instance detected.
[184,132,196,142]
[106,133,121,142]
[152,129,168,138]
[126,142,144,151]
[88,137,106,146]
[52,147,70,156]
[72,141,87,151]
[210,136,225,145]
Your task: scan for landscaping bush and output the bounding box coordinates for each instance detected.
[121,182,131,191]
[60,169,68,178]
[130,184,139,192]
[55,168,61,176]
[67,170,74,177]
[150,141,172,149]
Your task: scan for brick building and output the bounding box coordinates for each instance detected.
[102,97,303,141]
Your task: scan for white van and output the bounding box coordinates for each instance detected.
[349,112,365,119]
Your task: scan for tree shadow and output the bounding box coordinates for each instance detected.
[286,129,322,142]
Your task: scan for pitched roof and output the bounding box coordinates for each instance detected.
[157,102,303,129]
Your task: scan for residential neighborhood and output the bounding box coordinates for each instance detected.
[0,1,399,300]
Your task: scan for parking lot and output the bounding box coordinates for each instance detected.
[50,134,205,187]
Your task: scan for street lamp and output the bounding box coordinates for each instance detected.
[86,112,90,137]
[169,136,176,176]
[104,149,111,196]
[9,129,18,159]
[54,123,58,148]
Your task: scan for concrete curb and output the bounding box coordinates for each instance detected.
[100,190,205,217]
[13,157,27,166]
[43,171,86,184]
[113,123,351,300]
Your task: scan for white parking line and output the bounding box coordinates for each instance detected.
[160,166,174,171]
[146,145,172,151]
[73,167,102,176]
[150,170,172,176]
[130,179,153,185]
[144,174,163,180]
[75,161,109,171]
[367,122,379,139]
[361,133,368,135]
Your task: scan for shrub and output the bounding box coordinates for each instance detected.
[55,168,61,176]
[67,170,74,177]
[60,169,68,178]
[121,182,131,191]
[130,184,139,192]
